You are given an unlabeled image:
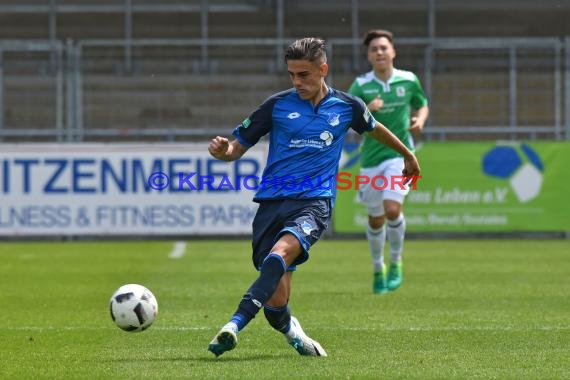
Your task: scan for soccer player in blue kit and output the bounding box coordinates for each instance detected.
[207,37,420,357]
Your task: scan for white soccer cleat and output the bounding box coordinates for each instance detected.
[286,316,327,357]
[207,327,237,357]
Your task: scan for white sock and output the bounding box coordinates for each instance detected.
[223,322,238,334]
[387,213,405,263]
[286,317,301,339]
[285,323,297,339]
[367,224,386,273]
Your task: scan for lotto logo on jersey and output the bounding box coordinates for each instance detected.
[363,108,372,123]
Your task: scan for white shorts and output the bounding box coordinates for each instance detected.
[357,157,410,217]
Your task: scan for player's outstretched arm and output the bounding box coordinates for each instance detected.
[368,122,420,178]
[208,136,248,162]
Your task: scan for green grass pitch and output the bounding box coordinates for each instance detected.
[1,239,569,379]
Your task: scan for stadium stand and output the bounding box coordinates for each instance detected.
[0,0,568,141]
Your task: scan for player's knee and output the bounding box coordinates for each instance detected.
[384,204,402,220]
[368,215,385,229]
[266,291,288,307]
[271,233,302,267]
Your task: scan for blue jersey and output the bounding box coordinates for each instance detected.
[233,87,375,201]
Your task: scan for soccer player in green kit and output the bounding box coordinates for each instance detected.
[348,30,429,294]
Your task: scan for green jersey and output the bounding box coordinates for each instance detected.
[348,68,428,168]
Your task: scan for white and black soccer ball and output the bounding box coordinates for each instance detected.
[109,284,158,332]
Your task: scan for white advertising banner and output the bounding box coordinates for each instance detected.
[0,143,267,236]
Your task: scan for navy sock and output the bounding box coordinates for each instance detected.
[264,304,291,333]
[230,253,286,331]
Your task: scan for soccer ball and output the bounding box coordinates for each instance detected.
[109,284,158,332]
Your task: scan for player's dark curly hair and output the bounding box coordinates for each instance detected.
[284,37,327,64]
[363,29,394,47]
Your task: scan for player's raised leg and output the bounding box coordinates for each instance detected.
[360,168,389,294]
[207,252,287,357]
[384,200,405,291]
[367,219,388,294]
[208,233,304,357]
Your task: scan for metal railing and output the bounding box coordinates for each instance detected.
[0,36,568,142]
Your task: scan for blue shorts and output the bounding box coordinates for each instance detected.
[251,198,331,271]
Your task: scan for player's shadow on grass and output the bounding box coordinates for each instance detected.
[197,354,279,362]
[103,353,279,363]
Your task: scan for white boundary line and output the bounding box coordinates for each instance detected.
[168,241,187,259]
[5,326,208,331]
[6,325,570,332]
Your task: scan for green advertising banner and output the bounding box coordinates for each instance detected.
[334,142,570,232]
